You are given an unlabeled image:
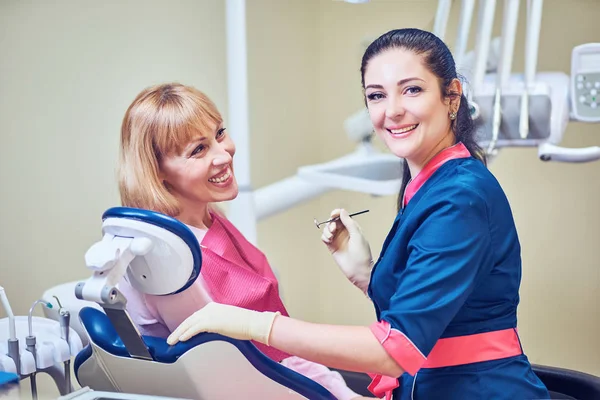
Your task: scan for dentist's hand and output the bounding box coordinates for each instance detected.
[166,302,280,346]
[321,209,373,294]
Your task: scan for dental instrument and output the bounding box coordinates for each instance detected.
[0,288,83,398]
[519,0,544,140]
[469,0,497,124]
[433,0,452,40]
[488,0,520,155]
[453,0,476,72]
[0,286,20,376]
[27,299,53,400]
[54,296,72,394]
[314,209,370,229]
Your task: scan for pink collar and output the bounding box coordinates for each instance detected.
[403,142,471,207]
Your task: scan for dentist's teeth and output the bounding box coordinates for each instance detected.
[390,124,418,134]
[208,169,231,183]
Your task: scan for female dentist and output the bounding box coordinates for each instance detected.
[167,28,550,400]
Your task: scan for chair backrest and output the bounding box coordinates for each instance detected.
[532,364,600,400]
[75,307,337,400]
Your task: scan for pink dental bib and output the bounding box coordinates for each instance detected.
[144,212,292,362]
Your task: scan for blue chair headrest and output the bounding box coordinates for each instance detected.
[102,207,202,295]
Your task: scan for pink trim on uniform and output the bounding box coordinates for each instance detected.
[423,328,522,369]
[404,142,471,207]
[370,320,426,375]
[368,321,524,399]
[368,320,427,399]
[366,372,397,400]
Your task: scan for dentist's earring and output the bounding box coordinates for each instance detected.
[449,112,457,120]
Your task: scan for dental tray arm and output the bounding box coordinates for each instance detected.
[538,142,600,163]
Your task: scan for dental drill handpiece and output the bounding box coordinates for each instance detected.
[53,296,71,394]
[27,299,52,400]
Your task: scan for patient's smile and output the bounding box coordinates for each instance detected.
[208,166,232,184]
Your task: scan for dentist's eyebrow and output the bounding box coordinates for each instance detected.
[365,77,425,90]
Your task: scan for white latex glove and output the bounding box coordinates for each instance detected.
[166,302,280,346]
[321,208,373,293]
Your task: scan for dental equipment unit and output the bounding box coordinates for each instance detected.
[54,295,73,396]
[431,0,600,164]
[314,209,370,229]
[0,287,82,399]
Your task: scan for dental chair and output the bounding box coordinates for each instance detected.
[70,207,337,400]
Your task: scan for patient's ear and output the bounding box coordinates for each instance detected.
[157,170,170,190]
[156,166,166,182]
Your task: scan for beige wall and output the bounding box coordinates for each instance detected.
[0,1,598,397]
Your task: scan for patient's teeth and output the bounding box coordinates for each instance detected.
[209,168,231,183]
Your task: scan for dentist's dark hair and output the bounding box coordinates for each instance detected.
[360,28,486,212]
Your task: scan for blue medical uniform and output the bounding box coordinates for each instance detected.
[367,156,550,400]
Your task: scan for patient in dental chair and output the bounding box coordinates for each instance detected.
[115,82,373,400]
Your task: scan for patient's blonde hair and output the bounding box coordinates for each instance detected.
[118,83,222,216]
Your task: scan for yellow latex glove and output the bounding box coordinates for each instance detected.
[166,302,280,346]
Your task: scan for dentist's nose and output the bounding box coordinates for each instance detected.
[385,95,405,119]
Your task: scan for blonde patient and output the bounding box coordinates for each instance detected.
[116,83,374,400]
